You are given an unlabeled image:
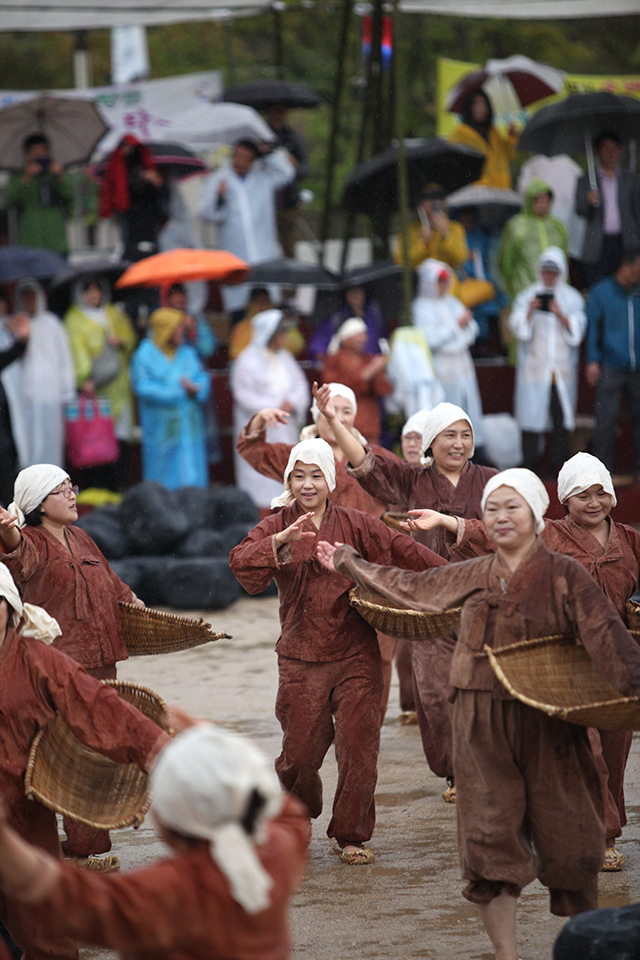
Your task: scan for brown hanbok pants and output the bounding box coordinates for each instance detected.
[377,634,415,722]
[410,631,456,780]
[454,691,604,917]
[275,647,382,846]
[588,727,633,846]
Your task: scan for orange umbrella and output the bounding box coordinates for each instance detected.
[115,249,250,289]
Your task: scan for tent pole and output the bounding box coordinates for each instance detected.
[73,30,91,89]
[393,0,411,324]
[272,3,285,80]
[320,0,352,260]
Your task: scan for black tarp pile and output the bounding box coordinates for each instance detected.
[75,481,262,610]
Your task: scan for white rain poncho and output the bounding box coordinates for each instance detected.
[270,438,336,509]
[251,309,283,350]
[0,563,61,644]
[412,259,484,444]
[8,463,70,528]
[327,317,367,356]
[481,467,550,534]
[420,402,475,466]
[151,724,284,915]
[508,246,586,433]
[384,326,444,418]
[557,452,617,507]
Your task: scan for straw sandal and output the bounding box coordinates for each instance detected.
[601,847,624,872]
[442,783,456,804]
[398,711,418,726]
[82,854,121,873]
[339,845,374,865]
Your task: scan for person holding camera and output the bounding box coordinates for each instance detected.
[4,134,73,256]
[397,185,469,274]
[509,247,586,477]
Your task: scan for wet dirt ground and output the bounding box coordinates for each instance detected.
[83,595,640,960]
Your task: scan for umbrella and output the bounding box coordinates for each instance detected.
[91,143,207,182]
[248,258,339,290]
[0,246,67,282]
[518,92,640,190]
[342,139,485,218]
[447,185,522,229]
[115,249,250,289]
[222,79,322,110]
[446,56,565,113]
[48,259,130,316]
[340,261,403,290]
[165,103,275,151]
[0,95,109,170]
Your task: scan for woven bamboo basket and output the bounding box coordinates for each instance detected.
[381,512,411,533]
[25,681,170,830]
[119,602,231,656]
[626,599,640,631]
[485,635,640,730]
[349,586,461,641]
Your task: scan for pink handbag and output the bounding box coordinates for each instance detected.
[65,397,119,469]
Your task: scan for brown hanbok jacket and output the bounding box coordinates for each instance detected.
[0,628,168,835]
[236,418,398,518]
[1,526,134,670]
[346,451,497,558]
[333,539,640,699]
[230,500,446,662]
[30,795,308,960]
[450,516,640,619]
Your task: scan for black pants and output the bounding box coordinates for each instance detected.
[581,234,623,289]
[521,384,569,478]
[593,364,640,473]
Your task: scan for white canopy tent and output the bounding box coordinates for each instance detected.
[0,1,271,31]
[399,0,639,15]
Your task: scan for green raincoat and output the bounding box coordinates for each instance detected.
[4,171,73,255]
[498,177,569,301]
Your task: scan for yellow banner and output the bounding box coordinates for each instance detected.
[437,58,640,137]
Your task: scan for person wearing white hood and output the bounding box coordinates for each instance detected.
[318,468,640,960]
[412,258,485,449]
[0,279,75,469]
[509,247,586,476]
[230,309,310,510]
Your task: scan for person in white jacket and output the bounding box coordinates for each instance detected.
[199,141,295,318]
[412,258,485,447]
[509,246,586,477]
[0,279,75,469]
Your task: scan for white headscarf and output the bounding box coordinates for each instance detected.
[402,409,431,438]
[327,317,367,355]
[151,724,284,915]
[420,402,475,466]
[9,464,70,528]
[557,452,617,507]
[270,438,336,509]
[251,309,283,350]
[481,468,550,535]
[0,564,61,644]
[310,382,358,423]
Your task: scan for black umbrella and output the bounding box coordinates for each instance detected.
[0,246,67,282]
[48,259,129,316]
[340,261,402,290]
[342,139,485,218]
[518,92,640,156]
[91,142,207,181]
[248,258,339,290]
[222,80,322,110]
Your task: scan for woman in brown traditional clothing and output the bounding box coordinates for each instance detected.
[230,438,447,864]
[0,562,169,960]
[0,463,144,862]
[315,384,497,797]
[237,382,409,724]
[405,451,640,873]
[317,468,640,960]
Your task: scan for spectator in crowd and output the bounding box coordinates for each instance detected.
[384,327,445,424]
[229,287,273,360]
[265,102,309,258]
[99,135,168,263]
[575,131,640,289]
[412,260,485,451]
[321,318,392,446]
[63,275,137,491]
[585,249,640,475]
[230,309,310,509]
[130,308,210,489]
[448,90,518,190]
[455,205,506,354]
[0,291,29,506]
[397,185,469,273]
[307,284,387,362]
[4,134,73,256]
[199,140,295,321]
[498,177,569,302]
[509,247,586,477]
[0,279,75,469]
[164,282,217,361]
